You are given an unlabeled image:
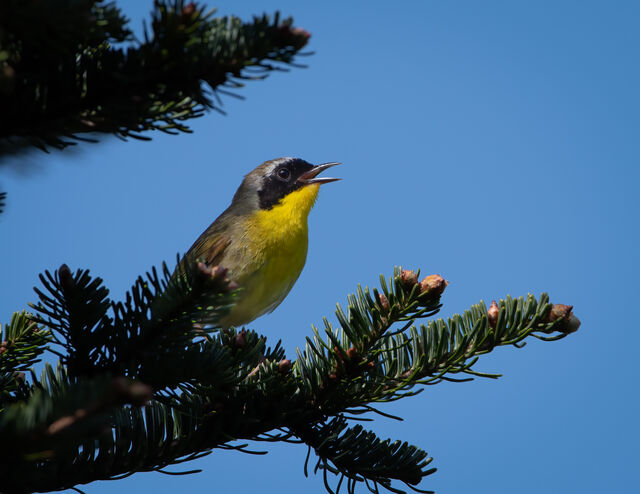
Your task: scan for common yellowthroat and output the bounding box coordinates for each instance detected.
[180,157,340,327]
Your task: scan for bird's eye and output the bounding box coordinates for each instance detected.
[277,168,291,181]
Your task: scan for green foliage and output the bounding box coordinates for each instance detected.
[32,259,237,387]
[0,259,579,494]
[0,311,50,373]
[0,363,151,462]
[297,417,436,494]
[0,0,310,154]
[0,311,50,411]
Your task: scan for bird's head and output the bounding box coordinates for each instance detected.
[231,157,340,214]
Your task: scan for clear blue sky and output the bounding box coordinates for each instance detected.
[1,1,638,493]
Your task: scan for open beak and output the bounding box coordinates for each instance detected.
[297,162,341,185]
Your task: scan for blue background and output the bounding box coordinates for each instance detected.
[1,1,638,493]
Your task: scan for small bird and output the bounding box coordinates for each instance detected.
[180,157,340,327]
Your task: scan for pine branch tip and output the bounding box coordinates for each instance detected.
[417,274,448,302]
[547,303,580,333]
[396,269,448,304]
[58,264,74,293]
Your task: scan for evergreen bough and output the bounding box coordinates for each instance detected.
[0,0,310,155]
[0,259,579,493]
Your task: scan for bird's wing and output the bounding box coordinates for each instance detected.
[186,227,232,267]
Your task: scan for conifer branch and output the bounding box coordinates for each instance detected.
[0,311,50,375]
[0,364,152,463]
[0,311,51,412]
[30,260,238,388]
[0,262,579,493]
[0,0,311,155]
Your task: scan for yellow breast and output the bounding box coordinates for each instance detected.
[220,184,320,326]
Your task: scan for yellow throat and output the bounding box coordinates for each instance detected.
[221,184,320,326]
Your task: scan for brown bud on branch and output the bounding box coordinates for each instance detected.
[277,359,292,374]
[276,24,311,49]
[399,270,418,291]
[418,274,448,299]
[346,346,359,361]
[487,300,500,328]
[548,304,573,322]
[235,329,247,349]
[377,292,390,312]
[548,304,581,333]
